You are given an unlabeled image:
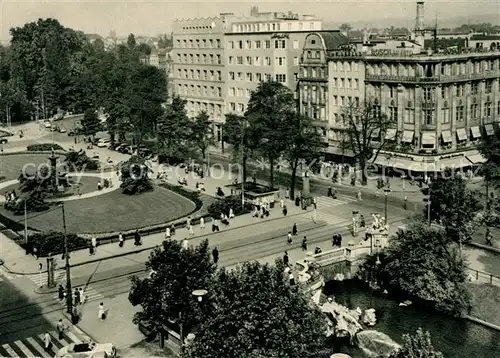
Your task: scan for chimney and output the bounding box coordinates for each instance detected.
[415,1,425,31]
[415,1,425,48]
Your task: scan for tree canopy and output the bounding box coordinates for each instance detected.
[184,261,329,358]
[380,328,444,358]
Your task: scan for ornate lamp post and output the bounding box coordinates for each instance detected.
[179,289,208,353]
[384,188,391,223]
[60,202,72,314]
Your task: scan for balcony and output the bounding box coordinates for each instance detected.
[365,70,500,84]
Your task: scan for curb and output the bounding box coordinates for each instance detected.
[3,210,310,275]
[61,310,97,343]
[466,241,500,254]
[464,315,500,332]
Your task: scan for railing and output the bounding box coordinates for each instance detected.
[311,245,372,267]
[466,267,500,286]
[365,70,500,83]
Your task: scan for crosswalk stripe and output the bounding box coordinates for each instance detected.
[0,345,10,357]
[26,337,51,358]
[29,270,66,286]
[6,342,24,357]
[13,340,33,357]
[53,287,104,304]
[37,334,56,357]
[65,331,82,344]
[1,343,18,357]
[48,331,64,349]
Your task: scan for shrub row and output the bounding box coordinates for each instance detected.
[207,195,253,218]
[27,143,64,152]
[25,231,89,257]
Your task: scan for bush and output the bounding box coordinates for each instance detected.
[157,152,185,166]
[27,143,64,152]
[4,191,50,214]
[119,156,154,195]
[27,231,89,257]
[64,151,99,171]
[121,177,154,195]
[207,195,252,218]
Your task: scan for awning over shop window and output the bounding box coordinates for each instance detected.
[456,128,467,141]
[385,128,397,140]
[485,124,495,136]
[422,132,436,146]
[441,131,452,143]
[471,126,481,139]
[402,131,414,143]
[467,154,486,164]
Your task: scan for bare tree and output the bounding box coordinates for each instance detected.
[340,99,396,185]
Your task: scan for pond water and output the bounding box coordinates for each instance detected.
[325,280,500,358]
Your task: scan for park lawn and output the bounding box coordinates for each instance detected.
[1,174,101,197]
[0,153,66,182]
[468,282,500,327]
[0,185,196,234]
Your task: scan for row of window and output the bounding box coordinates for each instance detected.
[229,102,246,113]
[231,22,316,33]
[300,66,326,78]
[186,101,223,116]
[227,39,296,50]
[176,69,222,81]
[330,96,361,107]
[177,84,223,98]
[227,73,287,84]
[331,61,360,72]
[228,87,253,98]
[228,56,289,67]
[175,53,222,65]
[175,38,222,49]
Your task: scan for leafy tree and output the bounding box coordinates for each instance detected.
[157,34,173,49]
[222,114,256,184]
[157,95,192,162]
[127,33,137,49]
[479,133,500,188]
[366,221,472,316]
[81,109,101,137]
[426,168,483,250]
[380,328,444,358]
[190,111,214,171]
[129,239,216,343]
[245,81,295,189]
[339,23,353,32]
[340,98,395,185]
[119,155,154,194]
[137,43,152,56]
[284,112,323,200]
[183,261,329,358]
[64,150,99,171]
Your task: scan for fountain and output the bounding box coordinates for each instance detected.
[356,330,400,357]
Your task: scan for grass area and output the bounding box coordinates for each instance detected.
[1,175,100,197]
[0,185,196,234]
[468,282,500,327]
[0,153,66,182]
[122,339,176,358]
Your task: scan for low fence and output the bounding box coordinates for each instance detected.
[466,267,500,286]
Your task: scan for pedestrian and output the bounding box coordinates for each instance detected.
[292,223,297,236]
[288,268,295,285]
[79,287,86,304]
[328,186,332,198]
[72,305,79,324]
[91,237,97,253]
[357,190,362,201]
[213,218,220,232]
[332,188,337,199]
[165,226,171,239]
[287,231,293,244]
[403,196,408,210]
[229,207,235,219]
[337,233,343,247]
[332,233,338,247]
[182,238,189,250]
[212,246,219,264]
[280,198,284,208]
[44,331,52,350]
[312,206,317,224]
[282,204,288,216]
[253,206,259,217]
[58,285,65,300]
[200,216,205,229]
[285,188,290,199]
[283,251,289,266]
[88,244,94,256]
[302,236,308,251]
[74,288,80,305]
[134,230,142,246]
[360,214,366,228]
[188,224,194,236]
[56,319,65,340]
[118,232,124,247]
[186,216,191,227]
[98,302,106,321]
[314,246,322,254]
[170,224,176,237]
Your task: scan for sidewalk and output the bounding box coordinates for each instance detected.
[1,198,310,275]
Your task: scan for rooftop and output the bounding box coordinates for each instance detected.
[315,31,349,50]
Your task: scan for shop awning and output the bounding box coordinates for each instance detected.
[402,131,414,143]
[471,126,481,139]
[467,154,486,164]
[385,128,397,140]
[485,124,495,136]
[441,131,452,143]
[438,157,470,170]
[456,128,467,141]
[422,132,436,146]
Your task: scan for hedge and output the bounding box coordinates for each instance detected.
[25,231,89,257]
[27,143,64,152]
[208,195,253,218]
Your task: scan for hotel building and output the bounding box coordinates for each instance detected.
[299,2,500,171]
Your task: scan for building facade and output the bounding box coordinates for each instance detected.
[171,17,226,140]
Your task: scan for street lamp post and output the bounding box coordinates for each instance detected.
[178,289,208,354]
[61,202,73,314]
[384,189,390,223]
[240,119,246,210]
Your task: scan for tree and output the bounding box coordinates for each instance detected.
[366,221,472,316]
[479,132,500,188]
[340,99,395,185]
[380,328,444,358]
[127,33,137,49]
[284,113,323,200]
[339,23,353,32]
[183,261,329,358]
[157,95,192,162]
[426,168,483,249]
[119,155,154,194]
[81,109,101,137]
[190,111,214,171]
[129,239,216,343]
[245,81,295,189]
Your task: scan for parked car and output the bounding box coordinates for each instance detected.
[54,341,116,358]
[44,121,51,128]
[97,138,112,148]
[59,127,67,133]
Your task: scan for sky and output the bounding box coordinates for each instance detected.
[0,0,498,41]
